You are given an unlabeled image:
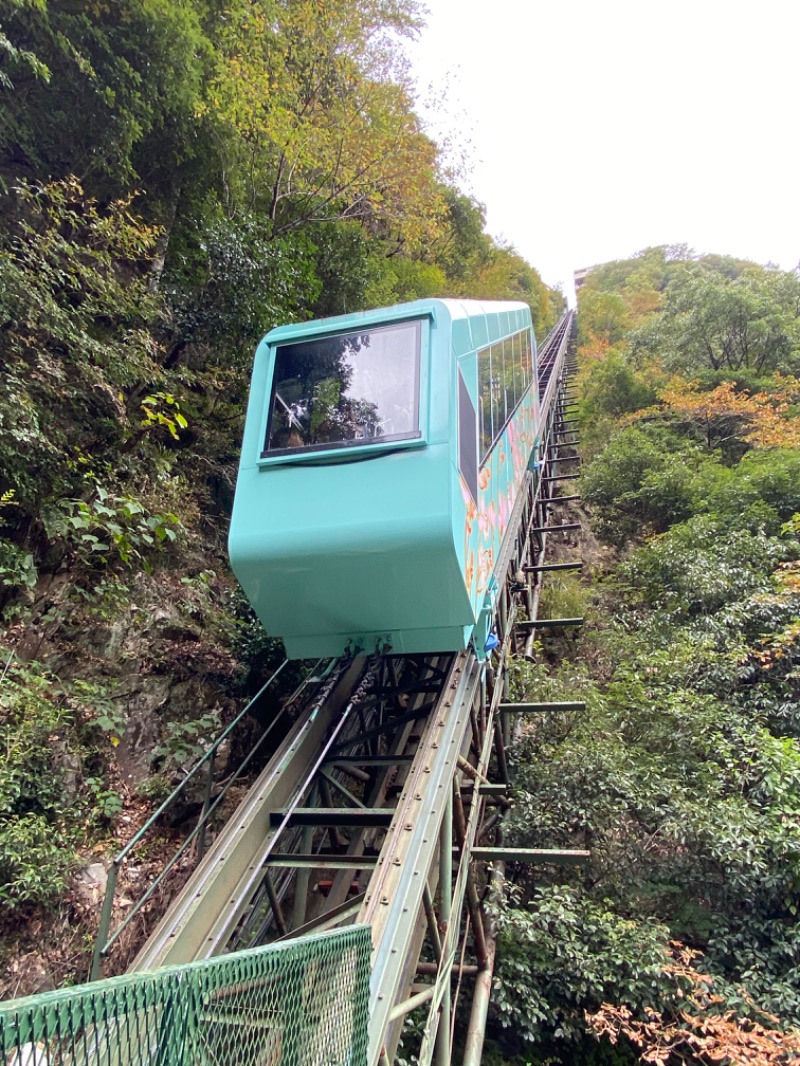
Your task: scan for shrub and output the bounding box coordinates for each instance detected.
[0,657,79,909]
[581,426,705,545]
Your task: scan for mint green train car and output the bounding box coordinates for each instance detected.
[228,299,540,660]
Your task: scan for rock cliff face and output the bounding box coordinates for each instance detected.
[0,551,282,995]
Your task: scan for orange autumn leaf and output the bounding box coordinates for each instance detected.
[627,377,800,449]
[586,943,800,1065]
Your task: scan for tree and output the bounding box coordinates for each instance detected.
[581,352,659,421]
[205,0,446,251]
[0,178,179,587]
[0,0,213,212]
[650,264,800,376]
[431,188,492,284]
[464,242,563,336]
[578,289,629,349]
[630,377,800,453]
[588,944,800,1066]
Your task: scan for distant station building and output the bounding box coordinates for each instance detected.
[573,265,595,293]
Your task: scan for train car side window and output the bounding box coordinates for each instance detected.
[490,342,504,431]
[521,331,533,385]
[503,336,517,408]
[478,346,492,456]
[477,327,535,465]
[264,320,421,455]
[512,332,523,396]
[458,370,478,504]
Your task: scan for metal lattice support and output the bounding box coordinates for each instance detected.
[0,927,371,1066]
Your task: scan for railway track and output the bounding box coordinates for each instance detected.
[117,309,578,1065]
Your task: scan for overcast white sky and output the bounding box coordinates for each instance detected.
[406,0,799,302]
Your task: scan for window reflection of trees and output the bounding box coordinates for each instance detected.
[479,346,493,456]
[477,327,534,465]
[265,323,419,454]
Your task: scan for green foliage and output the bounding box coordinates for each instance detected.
[0,491,36,594]
[434,188,492,283]
[580,247,672,303]
[205,0,444,248]
[617,518,784,619]
[140,393,188,442]
[51,484,181,570]
[0,0,212,202]
[164,213,322,360]
[0,178,165,507]
[581,352,658,420]
[0,539,36,593]
[0,813,74,908]
[0,1,50,92]
[464,243,563,335]
[0,656,77,907]
[84,777,124,820]
[636,263,800,376]
[526,245,800,1052]
[69,677,126,747]
[538,574,587,625]
[493,886,678,1044]
[306,220,377,318]
[703,449,800,532]
[577,290,629,347]
[583,427,800,547]
[374,257,448,304]
[581,426,706,545]
[0,655,131,909]
[505,633,800,1023]
[153,711,221,773]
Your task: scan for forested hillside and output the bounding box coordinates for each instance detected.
[0,0,562,993]
[5,7,798,1062]
[487,247,800,1064]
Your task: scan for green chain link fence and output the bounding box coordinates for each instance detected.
[0,926,371,1066]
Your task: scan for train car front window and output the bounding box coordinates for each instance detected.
[264,320,422,455]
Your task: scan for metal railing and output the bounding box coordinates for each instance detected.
[91,657,340,979]
[3,926,371,1066]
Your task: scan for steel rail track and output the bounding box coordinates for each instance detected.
[128,309,578,1066]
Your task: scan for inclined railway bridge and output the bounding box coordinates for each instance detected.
[0,310,582,1066]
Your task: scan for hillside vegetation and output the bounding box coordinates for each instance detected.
[488,247,800,1065]
[0,0,562,992]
